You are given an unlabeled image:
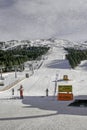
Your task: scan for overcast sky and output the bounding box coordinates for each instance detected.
[0,0,87,41]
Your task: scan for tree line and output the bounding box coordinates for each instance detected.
[0,46,50,72]
[65,48,87,68]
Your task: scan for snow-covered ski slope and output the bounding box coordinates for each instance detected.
[21,41,87,97]
[0,40,87,130]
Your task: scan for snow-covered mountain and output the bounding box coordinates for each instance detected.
[1,39,87,51]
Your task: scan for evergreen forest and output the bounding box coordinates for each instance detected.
[65,48,87,68]
[0,46,50,72]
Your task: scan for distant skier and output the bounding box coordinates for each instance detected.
[46,88,49,96]
[12,88,14,96]
[18,85,24,99]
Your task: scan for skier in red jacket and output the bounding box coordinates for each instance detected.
[18,85,24,99]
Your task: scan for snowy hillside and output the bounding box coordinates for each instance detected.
[0,40,87,130]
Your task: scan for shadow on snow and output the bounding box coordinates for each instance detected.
[22,95,87,116]
[45,59,71,69]
[0,95,87,121]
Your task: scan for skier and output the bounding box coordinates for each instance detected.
[18,85,24,99]
[12,88,14,96]
[46,88,49,96]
